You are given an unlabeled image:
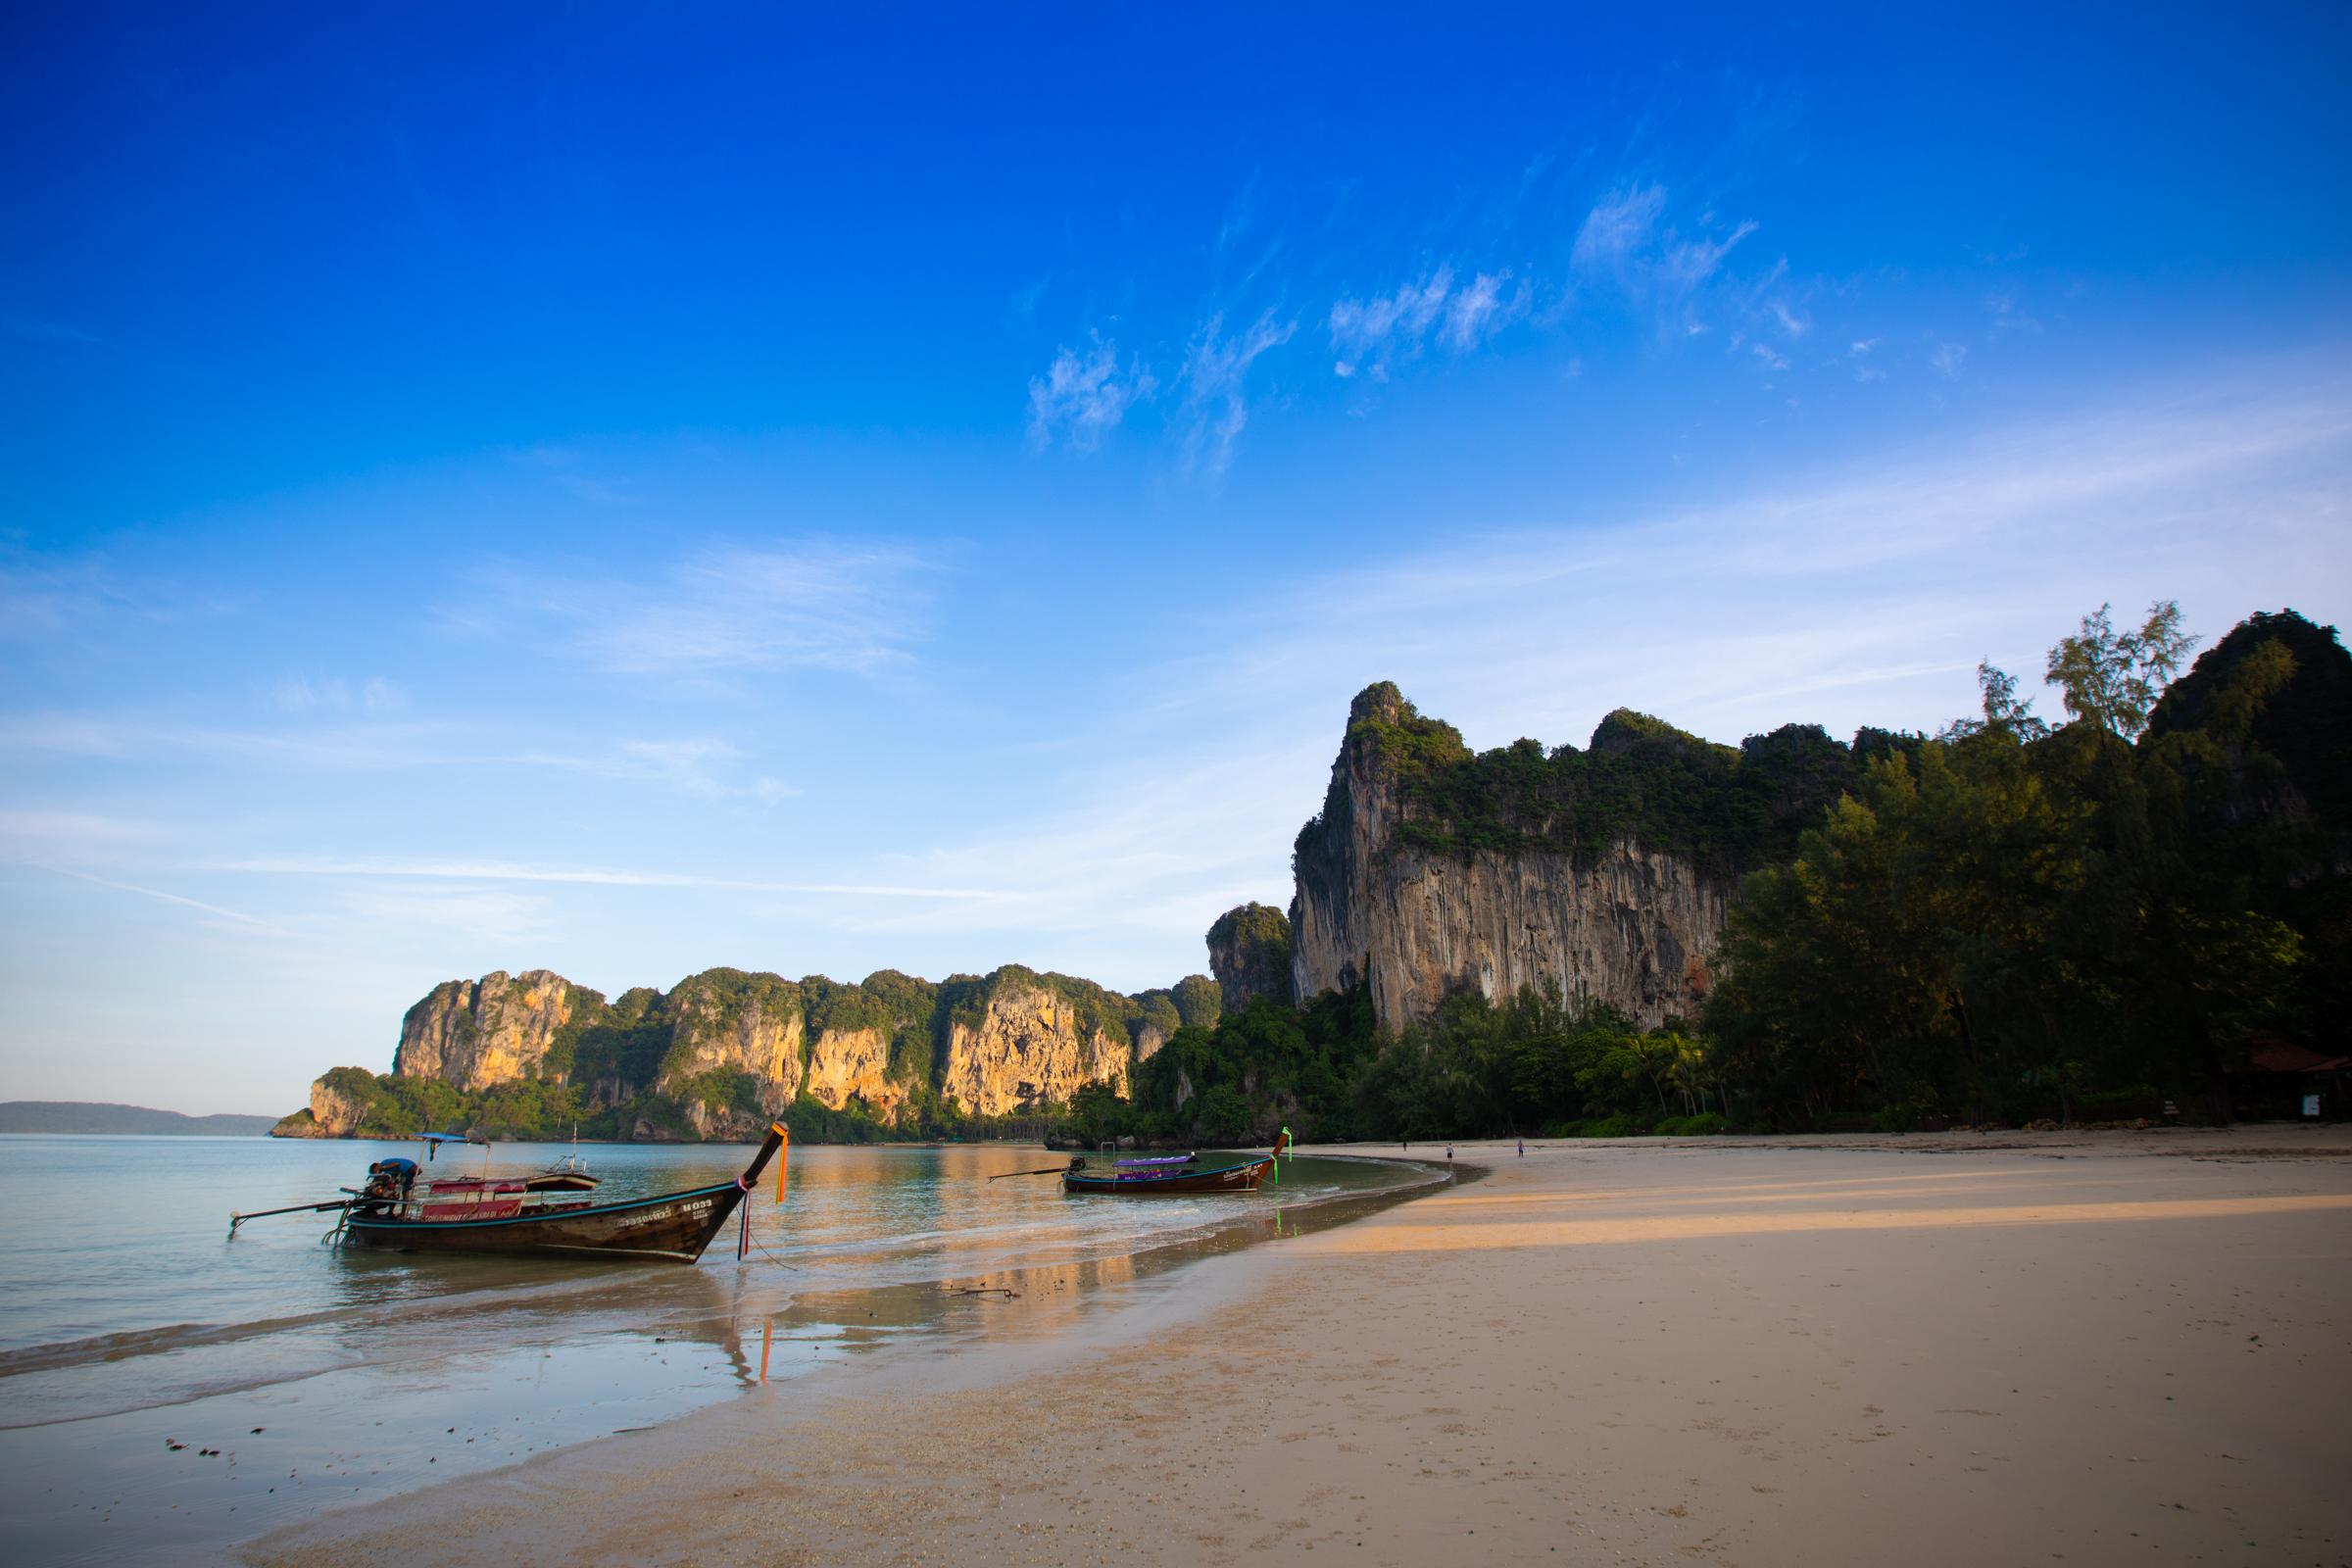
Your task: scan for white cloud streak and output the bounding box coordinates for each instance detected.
[463,537,942,678]
[1573,183,1760,338]
[1026,339,1155,451]
[1178,311,1295,481]
[906,365,2352,976]
[203,855,1015,901]
[42,864,280,928]
[269,676,406,714]
[1328,266,1525,380]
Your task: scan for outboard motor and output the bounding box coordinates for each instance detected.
[361,1157,418,1209]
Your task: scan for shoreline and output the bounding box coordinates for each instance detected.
[245,1126,2352,1567]
[1,1147,1446,1567]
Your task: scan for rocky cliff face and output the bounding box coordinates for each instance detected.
[657,968,807,1111]
[1288,684,1737,1032]
[1207,904,1293,1012]
[798,1026,906,1121]
[941,978,1131,1114]
[394,970,582,1091]
[334,958,1166,1138]
[308,1074,369,1137]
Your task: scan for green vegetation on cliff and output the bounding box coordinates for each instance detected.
[1298,682,1860,880]
[1098,606,2351,1141]
[1702,605,2348,1126]
[1205,902,1292,1008]
[296,606,2345,1145]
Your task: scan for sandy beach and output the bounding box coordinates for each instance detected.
[243,1128,2352,1567]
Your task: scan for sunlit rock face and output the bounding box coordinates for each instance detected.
[394,970,581,1091]
[656,969,807,1111]
[298,1076,366,1137]
[801,1025,906,1120]
[1288,684,1732,1032]
[370,961,1142,1132]
[940,978,1131,1117]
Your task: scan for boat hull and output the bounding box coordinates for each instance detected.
[344,1179,750,1262]
[341,1123,787,1264]
[1062,1155,1274,1196]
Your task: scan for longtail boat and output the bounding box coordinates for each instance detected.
[1062,1130,1291,1195]
[230,1123,788,1265]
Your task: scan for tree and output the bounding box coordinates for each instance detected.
[1938,662,2051,744]
[2045,600,2197,739]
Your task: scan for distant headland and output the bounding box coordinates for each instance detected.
[0,1102,278,1136]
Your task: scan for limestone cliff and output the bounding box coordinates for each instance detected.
[798,1026,906,1120]
[309,1072,370,1137]
[656,968,807,1110]
[394,970,585,1091]
[268,1071,368,1138]
[940,971,1132,1113]
[1207,905,1292,1012]
[316,958,1179,1138]
[1285,683,1780,1032]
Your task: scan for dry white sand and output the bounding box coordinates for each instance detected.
[244,1127,2352,1567]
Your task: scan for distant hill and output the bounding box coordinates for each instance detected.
[0,1102,277,1136]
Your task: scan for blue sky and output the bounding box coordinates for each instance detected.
[4,4,2349,1112]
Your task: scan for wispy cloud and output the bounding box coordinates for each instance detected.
[1178,311,1295,480]
[1571,184,1668,270]
[964,364,2352,956]
[464,537,942,679]
[1769,299,1812,338]
[1026,338,1155,452]
[522,738,794,802]
[206,855,1013,901]
[514,444,634,505]
[0,712,789,801]
[0,809,168,863]
[1328,266,1525,380]
[42,864,280,929]
[334,883,556,946]
[267,676,407,715]
[1985,291,2040,338]
[1931,340,1969,378]
[1573,183,1758,337]
[0,551,230,644]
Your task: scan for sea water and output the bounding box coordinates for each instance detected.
[0,1136,1440,1564]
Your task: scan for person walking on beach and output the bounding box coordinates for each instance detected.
[1517,1138,1524,1157]
[1446,1144,1453,1164]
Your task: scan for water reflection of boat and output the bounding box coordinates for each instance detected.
[232,1125,788,1264]
[1061,1131,1291,1195]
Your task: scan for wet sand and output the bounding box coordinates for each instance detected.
[244,1127,2352,1567]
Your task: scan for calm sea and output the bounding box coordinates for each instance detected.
[0,1135,1437,1565]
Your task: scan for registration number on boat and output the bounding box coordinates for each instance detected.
[621,1197,714,1228]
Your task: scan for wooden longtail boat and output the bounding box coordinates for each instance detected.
[227,1124,789,1264]
[340,1123,786,1262]
[1062,1130,1291,1196]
